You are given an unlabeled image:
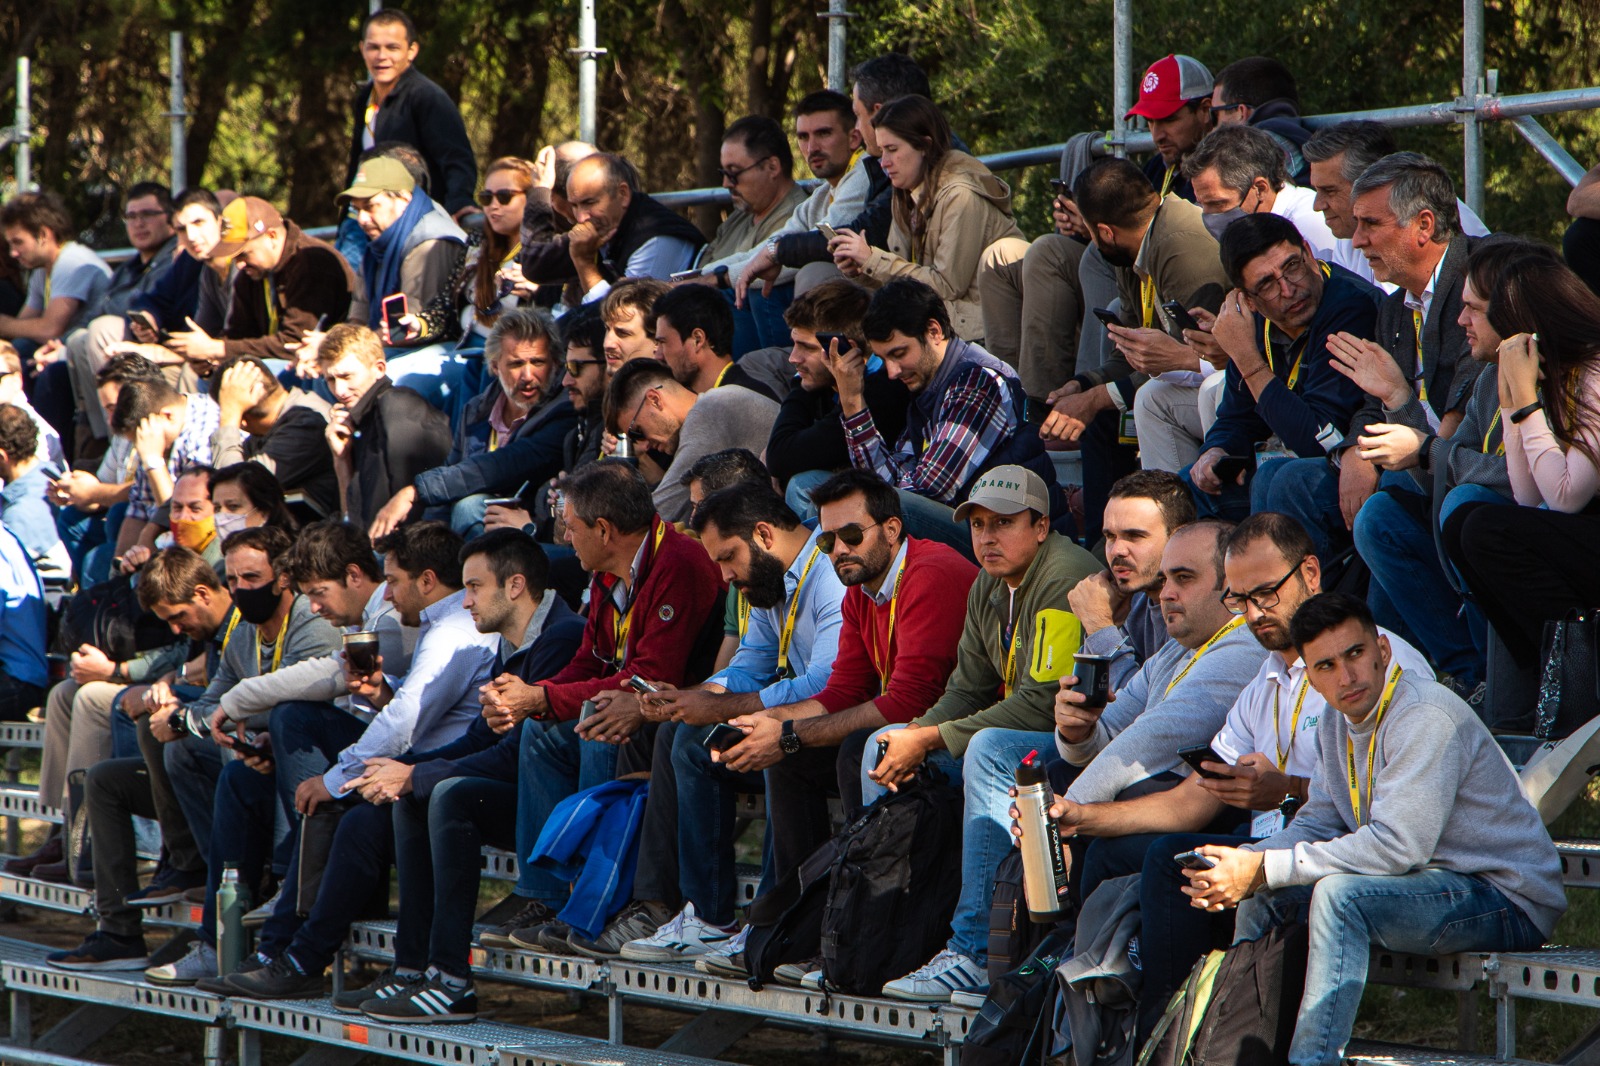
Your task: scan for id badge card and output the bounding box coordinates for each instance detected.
[1251,809,1286,839]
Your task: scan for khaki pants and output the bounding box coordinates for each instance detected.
[978,234,1088,400]
[64,316,133,440]
[40,679,123,811]
[1133,378,1203,473]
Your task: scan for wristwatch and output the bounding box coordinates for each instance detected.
[779,719,801,756]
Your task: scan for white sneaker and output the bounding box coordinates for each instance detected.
[949,987,989,1009]
[694,924,750,976]
[881,949,988,1003]
[145,939,218,986]
[619,902,735,962]
[243,887,283,928]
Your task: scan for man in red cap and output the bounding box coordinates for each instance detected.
[1127,54,1216,203]
[163,197,356,373]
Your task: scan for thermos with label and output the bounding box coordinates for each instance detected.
[1013,749,1069,922]
[217,864,244,975]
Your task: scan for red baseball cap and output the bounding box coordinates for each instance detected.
[1126,55,1215,121]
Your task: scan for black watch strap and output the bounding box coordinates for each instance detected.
[779,719,800,755]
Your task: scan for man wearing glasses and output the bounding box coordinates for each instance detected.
[684,117,807,303]
[1181,212,1379,519]
[604,358,778,525]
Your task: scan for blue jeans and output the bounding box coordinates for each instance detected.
[163,732,223,859]
[1235,869,1544,1066]
[722,284,794,357]
[1180,461,1251,521]
[515,718,620,904]
[385,343,486,433]
[447,493,491,540]
[659,721,764,926]
[1251,457,1344,561]
[200,758,278,946]
[268,701,365,875]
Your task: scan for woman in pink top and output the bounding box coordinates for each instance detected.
[1444,255,1600,669]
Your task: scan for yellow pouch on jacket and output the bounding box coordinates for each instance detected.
[1029,609,1084,683]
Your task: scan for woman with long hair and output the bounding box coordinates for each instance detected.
[212,462,299,535]
[828,96,1027,342]
[1444,251,1600,669]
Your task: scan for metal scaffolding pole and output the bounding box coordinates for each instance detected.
[824,0,850,93]
[1462,0,1486,215]
[572,0,605,145]
[12,57,29,193]
[1111,0,1132,157]
[167,33,187,194]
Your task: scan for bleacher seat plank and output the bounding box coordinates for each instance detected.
[1556,840,1600,888]
[0,722,45,749]
[0,785,62,826]
[1346,1039,1546,1066]
[1494,947,1600,1007]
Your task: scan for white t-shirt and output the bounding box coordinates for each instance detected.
[1271,185,1338,261]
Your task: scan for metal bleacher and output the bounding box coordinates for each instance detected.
[0,714,1598,1066]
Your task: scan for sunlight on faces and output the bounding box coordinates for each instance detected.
[169,472,215,523]
[234,229,285,279]
[653,318,699,384]
[818,493,897,588]
[875,128,927,192]
[174,203,223,261]
[123,194,173,254]
[1100,496,1169,595]
[619,387,678,453]
[481,174,527,238]
[868,327,943,393]
[495,337,555,412]
[150,586,227,643]
[1308,156,1355,240]
[561,342,605,413]
[360,21,417,89]
[1350,187,1437,288]
[1148,104,1210,165]
[1155,527,1228,646]
[698,520,790,608]
[1300,618,1393,719]
[787,327,836,391]
[210,479,262,527]
[4,226,54,271]
[461,553,520,635]
[561,499,606,570]
[566,159,630,232]
[300,568,371,628]
[603,309,654,372]
[1190,169,1269,215]
[1224,539,1316,653]
[797,109,858,182]
[719,138,779,215]
[851,88,880,156]
[967,505,1049,585]
[1239,242,1323,335]
[352,190,411,241]
[324,352,387,408]
[381,553,429,628]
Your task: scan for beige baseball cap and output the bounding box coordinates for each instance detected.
[338,157,416,200]
[952,465,1050,522]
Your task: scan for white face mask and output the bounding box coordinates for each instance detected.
[214,510,251,541]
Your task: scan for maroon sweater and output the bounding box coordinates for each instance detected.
[813,537,977,724]
[540,518,725,720]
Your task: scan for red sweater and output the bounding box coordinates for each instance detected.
[540,519,725,720]
[813,538,977,723]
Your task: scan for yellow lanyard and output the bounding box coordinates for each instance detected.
[735,590,751,639]
[1483,407,1505,456]
[1165,616,1248,696]
[502,243,522,269]
[1346,664,1404,826]
[488,428,500,452]
[254,625,288,675]
[827,149,868,207]
[712,362,733,389]
[868,563,907,694]
[1139,273,1156,329]
[776,545,823,679]
[611,520,668,666]
[1411,308,1429,405]
[219,611,242,655]
[365,98,379,140]
[1160,166,1177,197]
[265,274,281,337]
[1261,261,1331,392]
[1273,677,1312,772]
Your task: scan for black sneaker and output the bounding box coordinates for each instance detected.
[129,867,207,908]
[194,951,270,995]
[508,920,569,953]
[472,893,531,931]
[565,900,674,959]
[46,931,149,971]
[361,972,478,1025]
[475,897,558,949]
[222,954,324,999]
[333,967,423,1014]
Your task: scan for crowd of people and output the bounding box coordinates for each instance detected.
[0,10,1591,1065]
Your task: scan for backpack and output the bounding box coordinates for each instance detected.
[963,929,1074,1066]
[988,849,1071,983]
[742,826,840,990]
[816,768,964,995]
[1138,922,1308,1066]
[52,575,173,661]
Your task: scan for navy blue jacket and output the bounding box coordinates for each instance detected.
[128,252,204,332]
[1201,262,1382,459]
[403,596,585,799]
[413,383,577,508]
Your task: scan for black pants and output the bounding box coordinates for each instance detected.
[1565,217,1600,298]
[85,756,158,940]
[762,733,871,884]
[135,715,205,875]
[1444,500,1600,667]
[393,776,518,979]
[275,800,393,971]
[0,669,42,723]
[1080,407,1139,547]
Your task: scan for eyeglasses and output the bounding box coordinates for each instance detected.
[477,188,525,207]
[816,521,881,555]
[562,358,603,376]
[1220,558,1305,614]
[1244,254,1312,302]
[1210,102,1248,115]
[718,157,774,184]
[624,386,661,442]
[123,209,168,222]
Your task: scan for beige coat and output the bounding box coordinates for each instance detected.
[860,150,1027,341]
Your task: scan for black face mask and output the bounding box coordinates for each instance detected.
[233,581,286,626]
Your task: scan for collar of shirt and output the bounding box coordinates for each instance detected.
[1402,249,1448,322]
[517,593,556,652]
[487,391,530,443]
[866,539,910,607]
[611,532,654,613]
[1264,649,1306,691]
[420,587,469,632]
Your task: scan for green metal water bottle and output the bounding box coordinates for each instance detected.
[216,864,244,975]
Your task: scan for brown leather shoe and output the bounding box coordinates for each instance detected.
[4,833,63,876]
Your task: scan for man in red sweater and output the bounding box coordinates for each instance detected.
[697,468,976,979]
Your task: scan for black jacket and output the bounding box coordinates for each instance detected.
[347,68,478,216]
[344,378,453,526]
[765,370,912,489]
[601,192,707,283]
[413,381,577,507]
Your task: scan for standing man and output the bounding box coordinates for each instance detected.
[341,7,477,270]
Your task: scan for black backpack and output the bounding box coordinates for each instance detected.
[817,768,963,995]
[742,825,839,990]
[1138,922,1308,1066]
[987,849,1071,983]
[52,575,173,660]
[963,929,1073,1066]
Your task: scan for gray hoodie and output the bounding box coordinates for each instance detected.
[181,595,343,733]
[1250,671,1566,937]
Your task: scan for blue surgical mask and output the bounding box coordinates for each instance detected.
[1203,207,1248,241]
[214,510,251,542]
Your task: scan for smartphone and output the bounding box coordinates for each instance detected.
[1023,397,1051,425]
[1173,850,1217,871]
[703,723,745,753]
[816,331,854,356]
[484,497,524,511]
[873,737,890,770]
[816,222,840,242]
[1213,455,1254,484]
[230,729,271,760]
[669,269,701,282]
[625,675,659,696]
[380,293,408,333]
[1048,178,1071,197]
[1161,300,1200,332]
[578,699,599,723]
[1092,307,1123,329]
[1177,744,1235,780]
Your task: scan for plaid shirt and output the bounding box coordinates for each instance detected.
[842,341,1015,506]
[129,393,222,522]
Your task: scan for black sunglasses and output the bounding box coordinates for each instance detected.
[816,521,881,555]
[477,188,524,206]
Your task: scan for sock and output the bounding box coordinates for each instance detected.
[428,966,471,993]
[394,966,423,978]
[283,952,306,975]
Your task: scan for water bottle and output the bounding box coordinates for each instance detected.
[216,865,244,976]
[1013,750,1069,922]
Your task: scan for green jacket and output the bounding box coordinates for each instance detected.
[912,532,1102,756]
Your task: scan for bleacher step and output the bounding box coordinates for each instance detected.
[0,784,62,826]
[1347,1039,1546,1066]
[0,865,198,928]
[1494,947,1600,1007]
[0,722,45,749]
[1556,839,1600,888]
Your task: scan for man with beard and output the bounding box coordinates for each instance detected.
[1185,593,1561,1066]
[1040,158,1228,546]
[1068,471,1195,670]
[1036,513,1427,1041]
[562,484,845,961]
[686,469,976,980]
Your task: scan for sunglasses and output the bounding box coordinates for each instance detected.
[816,520,881,555]
[477,188,524,206]
[624,386,661,442]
